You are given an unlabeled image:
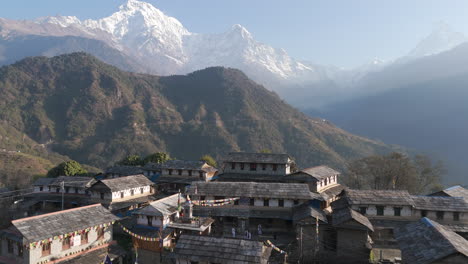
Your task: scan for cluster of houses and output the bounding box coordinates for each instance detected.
[0,152,467,263]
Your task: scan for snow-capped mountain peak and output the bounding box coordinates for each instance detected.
[407,22,467,58]
[34,15,82,27]
[230,24,252,39]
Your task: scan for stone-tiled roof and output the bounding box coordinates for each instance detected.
[223,152,291,164]
[411,195,468,212]
[395,218,468,264]
[156,176,200,185]
[292,166,340,181]
[58,244,127,264]
[105,166,144,176]
[33,176,95,188]
[194,207,297,220]
[332,208,374,232]
[98,175,153,192]
[133,194,186,217]
[215,173,286,182]
[319,184,346,201]
[154,160,217,173]
[292,204,327,223]
[187,182,317,200]
[342,189,414,206]
[169,235,272,263]
[11,204,119,243]
[433,185,468,201]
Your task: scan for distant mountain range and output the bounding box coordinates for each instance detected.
[1,0,465,109]
[316,43,468,185]
[0,53,393,174]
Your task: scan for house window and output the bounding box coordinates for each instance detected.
[75,188,79,194]
[294,200,299,205]
[56,188,60,193]
[250,163,257,171]
[81,232,89,244]
[100,192,105,199]
[234,199,239,206]
[140,188,144,194]
[199,172,203,179]
[359,207,367,215]
[279,199,284,207]
[39,186,43,192]
[7,239,13,253]
[454,212,460,221]
[17,243,23,257]
[168,169,173,175]
[65,187,70,193]
[421,210,428,217]
[147,216,153,226]
[97,227,105,240]
[376,206,385,216]
[178,170,182,175]
[264,199,269,207]
[42,242,51,257]
[325,178,328,185]
[200,196,206,201]
[120,192,124,198]
[62,237,71,250]
[240,163,245,170]
[231,163,235,170]
[262,164,266,170]
[437,211,445,220]
[394,207,402,216]
[272,164,278,171]
[188,170,192,176]
[250,198,255,206]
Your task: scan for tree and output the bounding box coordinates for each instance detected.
[143,152,171,165]
[260,149,272,153]
[117,155,143,166]
[200,155,217,167]
[345,152,443,194]
[47,160,88,177]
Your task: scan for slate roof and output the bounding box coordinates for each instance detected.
[332,208,374,231]
[154,160,217,173]
[223,152,291,164]
[343,189,414,206]
[169,235,272,263]
[432,185,468,201]
[105,166,144,176]
[319,184,346,201]
[411,196,468,212]
[11,204,119,243]
[194,207,297,220]
[108,195,157,211]
[292,204,327,223]
[395,218,468,264]
[187,182,317,200]
[33,176,95,188]
[215,173,286,182]
[133,194,186,217]
[98,175,153,192]
[291,166,340,181]
[156,176,200,185]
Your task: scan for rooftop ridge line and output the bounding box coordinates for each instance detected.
[12,203,102,223]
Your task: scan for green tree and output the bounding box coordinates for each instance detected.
[200,155,217,167]
[143,152,171,165]
[345,152,443,194]
[117,155,143,166]
[47,160,88,177]
[260,149,272,153]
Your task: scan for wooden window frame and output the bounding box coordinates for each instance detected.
[62,237,71,251]
[81,232,89,244]
[376,206,385,216]
[41,242,51,257]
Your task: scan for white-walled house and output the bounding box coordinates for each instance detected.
[221,152,294,177]
[0,204,120,264]
[88,174,154,203]
[154,160,218,194]
[32,176,95,196]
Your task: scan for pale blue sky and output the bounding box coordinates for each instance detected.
[2,0,468,68]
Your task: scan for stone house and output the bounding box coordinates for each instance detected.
[186,181,320,235]
[103,166,145,179]
[88,175,155,214]
[32,176,95,195]
[0,204,120,264]
[168,235,272,264]
[331,208,374,264]
[217,152,295,182]
[395,217,468,264]
[153,160,218,194]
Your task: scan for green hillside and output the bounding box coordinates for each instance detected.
[0,53,393,175]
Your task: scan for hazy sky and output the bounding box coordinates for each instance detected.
[2,0,468,68]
